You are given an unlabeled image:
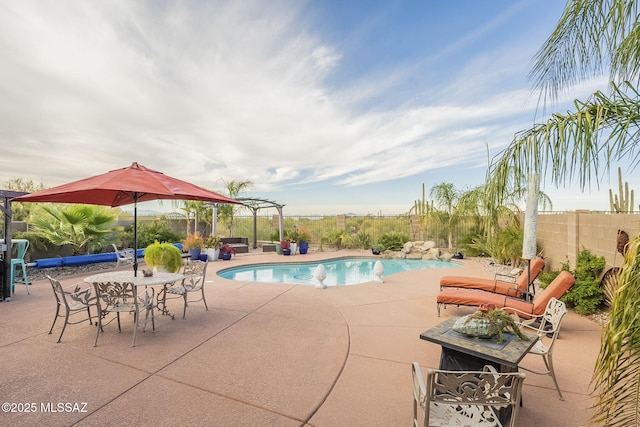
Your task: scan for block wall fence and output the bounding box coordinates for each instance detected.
[532,211,640,272]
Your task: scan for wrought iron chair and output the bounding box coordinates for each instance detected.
[92,281,155,347]
[112,244,135,268]
[412,362,525,427]
[165,260,208,319]
[10,239,30,294]
[509,297,568,400]
[47,275,95,343]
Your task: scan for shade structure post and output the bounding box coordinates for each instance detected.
[133,193,138,276]
[522,174,540,295]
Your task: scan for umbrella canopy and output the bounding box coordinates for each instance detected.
[12,162,243,274]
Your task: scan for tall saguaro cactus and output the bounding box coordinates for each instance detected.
[609,167,634,213]
[411,183,433,215]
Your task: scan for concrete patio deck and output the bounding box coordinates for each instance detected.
[0,250,601,426]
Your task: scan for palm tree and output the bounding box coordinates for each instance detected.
[429,183,466,251]
[217,179,252,237]
[29,204,116,255]
[486,1,640,425]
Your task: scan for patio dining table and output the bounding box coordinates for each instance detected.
[84,271,185,319]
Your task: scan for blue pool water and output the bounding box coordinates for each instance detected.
[216,257,462,286]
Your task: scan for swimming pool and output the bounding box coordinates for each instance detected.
[216,257,462,286]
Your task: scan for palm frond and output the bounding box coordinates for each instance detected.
[591,230,640,426]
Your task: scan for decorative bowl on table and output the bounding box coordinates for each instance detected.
[451,304,530,344]
[452,314,500,339]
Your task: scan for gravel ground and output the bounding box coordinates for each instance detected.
[27,261,121,282]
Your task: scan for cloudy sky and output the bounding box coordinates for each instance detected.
[0,0,621,215]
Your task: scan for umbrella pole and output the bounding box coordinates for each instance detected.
[133,196,138,277]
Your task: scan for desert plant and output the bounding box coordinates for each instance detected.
[183,231,204,250]
[377,232,409,251]
[204,235,222,249]
[28,204,117,255]
[143,241,182,273]
[609,167,635,213]
[354,231,372,249]
[320,229,349,250]
[455,304,530,344]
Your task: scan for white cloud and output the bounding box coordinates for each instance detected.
[0,0,619,213]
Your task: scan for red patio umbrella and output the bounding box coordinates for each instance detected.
[12,162,242,275]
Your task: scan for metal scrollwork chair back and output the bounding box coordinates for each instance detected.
[512,297,567,400]
[165,260,209,319]
[47,275,96,343]
[92,281,154,347]
[412,362,525,427]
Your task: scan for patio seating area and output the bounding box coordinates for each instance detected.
[0,250,601,426]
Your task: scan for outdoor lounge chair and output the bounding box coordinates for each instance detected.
[436,270,575,318]
[440,256,545,297]
[412,362,525,427]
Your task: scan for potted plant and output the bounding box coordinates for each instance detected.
[452,304,529,344]
[280,240,291,256]
[204,235,222,262]
[285,229,298,255]
[220,243,236,260]
[143,241,183,273]
[183,232,205,260]
[372,244,385,255]
[297,227,311,254]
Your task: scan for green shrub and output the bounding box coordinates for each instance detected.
[319,229,349,250]
[564,249,606,315]
[136,221,182,248]
[539,249,605,315]
[466,225,523,265]
[377,232,409,251]
[353,231,372,249]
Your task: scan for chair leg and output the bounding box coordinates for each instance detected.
[132,309,140,347]
[94,315,102,347]
[49,305,61,335]
[182,292,188,319]
[545,354,564,400]
[57,311,70,343]
[202,288,208,311]
[10,265,15,295]
[20,262,29,295]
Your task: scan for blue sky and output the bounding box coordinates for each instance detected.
[0,0,620,215]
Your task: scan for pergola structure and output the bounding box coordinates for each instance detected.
[1,190,28,301]
[233,197,285,249]
[207,197,285,249]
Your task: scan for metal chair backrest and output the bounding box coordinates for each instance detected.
[412,362,525,427]
[13,240,29,260]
